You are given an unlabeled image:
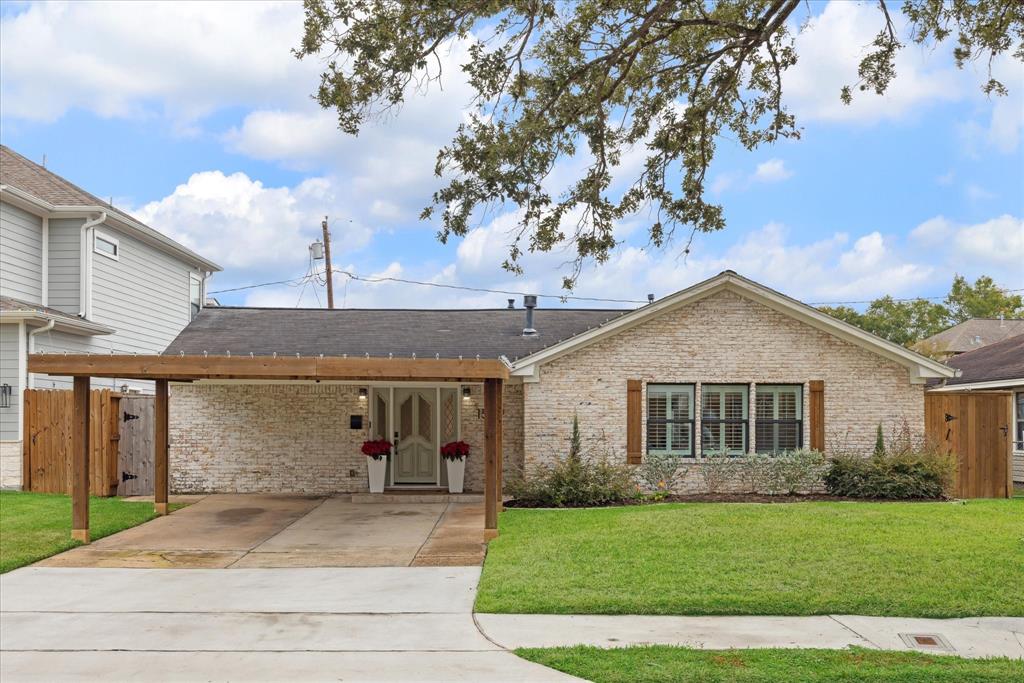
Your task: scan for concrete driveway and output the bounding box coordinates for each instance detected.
[0,566,579,682]
[37,493,486,568]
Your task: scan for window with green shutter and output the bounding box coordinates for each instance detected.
[701,384,748,456]
[755,385,803,454]
[646,384,695,457]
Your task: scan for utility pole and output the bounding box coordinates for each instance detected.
[321,216,334,309]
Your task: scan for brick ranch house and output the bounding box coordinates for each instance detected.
[159,271,955,495]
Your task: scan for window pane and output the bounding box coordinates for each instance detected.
[724,423,744,451]
[670,422,691,454]
[777,390,798,420]
[95,237,117,256]
[702,391,721,420]
[777,422,800,451]
[724,391,744,420]
[648,422,667,451]
[755,421,775,452]
[755,392,774,420]
[702,423,722,452]
[648,393,667,421]
[671,391,691,420]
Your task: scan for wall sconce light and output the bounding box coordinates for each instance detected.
[0,383,11,409]
[120,384,129,394]
[358,387,368,400]
[462,386,471,400]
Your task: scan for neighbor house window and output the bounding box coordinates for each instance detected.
[189,273,203,319]
[93,232,119,260]
[755,385,803,454]
[647,384,695,457]
[701,384,748,455]
[1016,392,1024,451]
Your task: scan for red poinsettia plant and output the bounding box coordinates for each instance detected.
[441,440,470,461]
[361,439,393,461]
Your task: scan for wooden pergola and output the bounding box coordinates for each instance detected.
[28,354,508,542]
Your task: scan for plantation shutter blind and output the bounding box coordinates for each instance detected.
[626,379,643,464]
[809,380,825,452]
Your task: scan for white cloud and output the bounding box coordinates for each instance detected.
[0,1,313,124]
[936,170,955,186]
[785,1,964,123]
[909,216,953,246]
[752,159,793,183]
[952,215,1024,271]
[131,170,373,289]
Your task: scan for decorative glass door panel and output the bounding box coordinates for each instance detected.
[394,388,438,483]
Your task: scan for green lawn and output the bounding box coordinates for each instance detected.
[0,491,176,572]
[517,646,1024,683]
[477,499,1024,617]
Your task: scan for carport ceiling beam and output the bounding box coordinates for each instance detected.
[28,354,510,382]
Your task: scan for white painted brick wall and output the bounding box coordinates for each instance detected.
[170,383,524,494]
[523,290,924,490]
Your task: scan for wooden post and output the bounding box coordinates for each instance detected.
[71,377,90,543]
[322,217,334,309]
[154,379,169,515]
[495,380,504,513]
[483,378,502,540]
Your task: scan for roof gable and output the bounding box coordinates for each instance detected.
[511,271,955,383]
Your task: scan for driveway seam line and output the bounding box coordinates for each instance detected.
[409,502,451,566]
[225,496,330,568]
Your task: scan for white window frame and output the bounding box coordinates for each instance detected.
[755,384,804,454]
[93,231,119,261]
[701,384,749,456]
[646,384,695,457]
[1015,391,1024,452]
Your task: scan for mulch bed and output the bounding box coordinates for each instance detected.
[503,493,949,508]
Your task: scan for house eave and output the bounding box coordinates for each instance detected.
[0,311,115,336]
[928,378,1024,392]
[0,184,222,273]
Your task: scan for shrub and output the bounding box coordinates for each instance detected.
[507,455,638,507]
[637,452,681,494]
[764,449,827,495]
[699,452,742,494]
[507,417,637,507]
[823,442,955,500]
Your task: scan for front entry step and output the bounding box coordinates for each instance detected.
[350,491,484,504]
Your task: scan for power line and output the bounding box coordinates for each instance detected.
[209,268,1023,307]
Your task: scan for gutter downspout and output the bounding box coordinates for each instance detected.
[79,212,107,318]
[26,319,56,389]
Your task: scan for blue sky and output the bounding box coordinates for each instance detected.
[2,1,1021,309]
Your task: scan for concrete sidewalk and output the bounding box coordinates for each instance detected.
[476,613,1024,660]
[1,567,580,682]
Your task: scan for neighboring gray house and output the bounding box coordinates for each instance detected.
[915,318,1024,360]
[0,146,221,488]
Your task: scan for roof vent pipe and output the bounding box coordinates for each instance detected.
[507,299,515,309]
[647,293,655,304]
[523,295,538,336]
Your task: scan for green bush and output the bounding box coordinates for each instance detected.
[507,455,639,507]
[823,442,955,500]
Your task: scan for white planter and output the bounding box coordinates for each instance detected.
[367,457,387,493]
[445,457,466,494]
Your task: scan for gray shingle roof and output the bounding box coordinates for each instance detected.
[164,306,630,361]
[943,334,1024,385]
[0,145,107,207]
[918,318,1024,355]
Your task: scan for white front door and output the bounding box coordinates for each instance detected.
[394,388,438,484]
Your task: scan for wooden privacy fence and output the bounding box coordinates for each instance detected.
[925,392,1013,499]
[22,389,121,496]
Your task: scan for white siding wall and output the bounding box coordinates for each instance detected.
[0,323,23,441]
[32,222,199,392]
[0,202,43,303]
[47,218,82,314]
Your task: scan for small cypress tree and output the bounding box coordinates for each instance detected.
[873,423,886,459]
[568,412,582,465]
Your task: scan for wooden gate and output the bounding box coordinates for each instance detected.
[117,395,154,496]
[925,392,1013,498]
[22,389,121,496]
